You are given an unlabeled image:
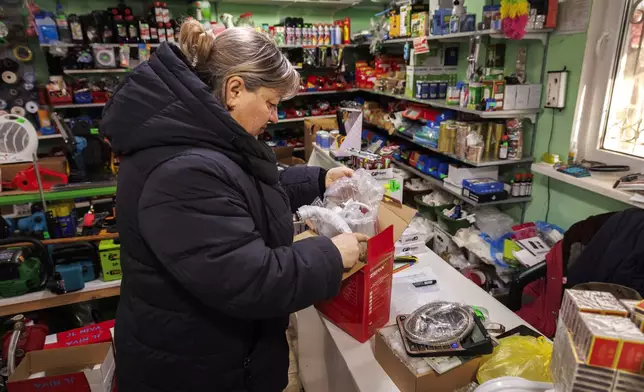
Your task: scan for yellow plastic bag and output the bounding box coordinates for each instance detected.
[477,335,553,384]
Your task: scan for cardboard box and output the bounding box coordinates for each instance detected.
[504,85,518,110]
[98,240,122,281]
[375,326,482,392]
[301,201,416,343]
[8,343,115,392]
[44,320,115,349]
[1,156,68,188]
[515,85,531,110]
[528,84,543,109]
[446,165,498,188]
[395,240,425,257]
[405,66,431,98]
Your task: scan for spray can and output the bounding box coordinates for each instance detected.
[334,22,342,46]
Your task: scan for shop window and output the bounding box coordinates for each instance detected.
[574,0,644,167]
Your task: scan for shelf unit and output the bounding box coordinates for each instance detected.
[295,89,359,96]
[278,114,335,123]
[311,144,531,207]
[379,126,534,168]
[63,69,130,75]
[359,89,540,122]
[50,103,107,109]
[0,185,117,207]
[0,279,121,317]
[393,159,532,206]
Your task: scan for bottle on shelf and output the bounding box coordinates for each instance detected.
[138,17,150,43]
[100,11,114,43]
[165,22,175,43]
[157,22,167,43]
[148,15,159,43]
[334,21,342,46]
[499,135,509,160]
[343,17,351,44]
[151,2,164,24]
[68,14,85,45]
[54,0,71,43]
[113,15,128,43]
[125,15,139,43]
[511,174,522,197]
[83,13,100,44]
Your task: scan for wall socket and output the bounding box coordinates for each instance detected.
[545,70,569,109]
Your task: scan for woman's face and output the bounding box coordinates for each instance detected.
[226,78,280,137]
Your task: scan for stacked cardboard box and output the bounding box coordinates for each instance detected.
[552,290,644,391]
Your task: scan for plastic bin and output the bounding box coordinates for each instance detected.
[437,212,473,235]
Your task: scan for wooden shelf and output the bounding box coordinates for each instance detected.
[0,279,121,317]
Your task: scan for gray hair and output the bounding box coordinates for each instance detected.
[177,20,300,103]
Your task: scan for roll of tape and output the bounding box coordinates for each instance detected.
[29,92,38,101]
[8,88,18,96]
[0,99,6,110]
[23,82,34,91]
[10,106,25,117]
[25,101,38,114]
[13,46,33,63]
[1,71,18,84]
[13,98,23,107]
[22,72,36,84]
[2,58,19,73]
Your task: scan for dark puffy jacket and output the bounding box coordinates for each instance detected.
[101,42,343,392]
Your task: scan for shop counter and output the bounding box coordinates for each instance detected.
[294,248,533,392]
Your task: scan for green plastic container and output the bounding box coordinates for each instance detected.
[413,193,433,218]
[437,213,473,235]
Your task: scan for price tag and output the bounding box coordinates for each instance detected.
[413,36,430,54]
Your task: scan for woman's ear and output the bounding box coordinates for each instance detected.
[225,76,245,111]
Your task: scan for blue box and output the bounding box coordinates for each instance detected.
[463,178,505,194]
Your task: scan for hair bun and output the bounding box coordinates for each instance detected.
[178,19,215,67]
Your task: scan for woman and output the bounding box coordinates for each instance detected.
[101,20,366,392]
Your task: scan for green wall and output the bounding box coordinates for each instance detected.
[522,31,631,229]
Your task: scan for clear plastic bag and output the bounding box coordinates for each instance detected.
[297,205,351,238]
[341,200,378,237]
[474,208,514,240]
[477,335,553,384]
[323,169,384,210]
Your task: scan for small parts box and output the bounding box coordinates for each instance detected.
[98,240,122,281]
[462,178,505,194]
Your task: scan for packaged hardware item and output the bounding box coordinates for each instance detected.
[560,290,628,333]
[551,318,617,392]
[506,119,524,160]
[571,313,644,372]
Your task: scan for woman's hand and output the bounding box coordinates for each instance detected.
[325,167,354,188]
[331,233,369,269]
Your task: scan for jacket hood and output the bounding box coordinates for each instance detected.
[100,42,279,184]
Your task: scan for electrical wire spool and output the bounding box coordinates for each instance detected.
[0,114,39,163]
[95,48,116,68]
[1,58,19,73]
[10,106,25,117]
[13,98,23,107]
[23,82,34,91]
[403,301,475,346]
[1,70,17,84]
[25,101,38,114]
[13,46,33,63]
